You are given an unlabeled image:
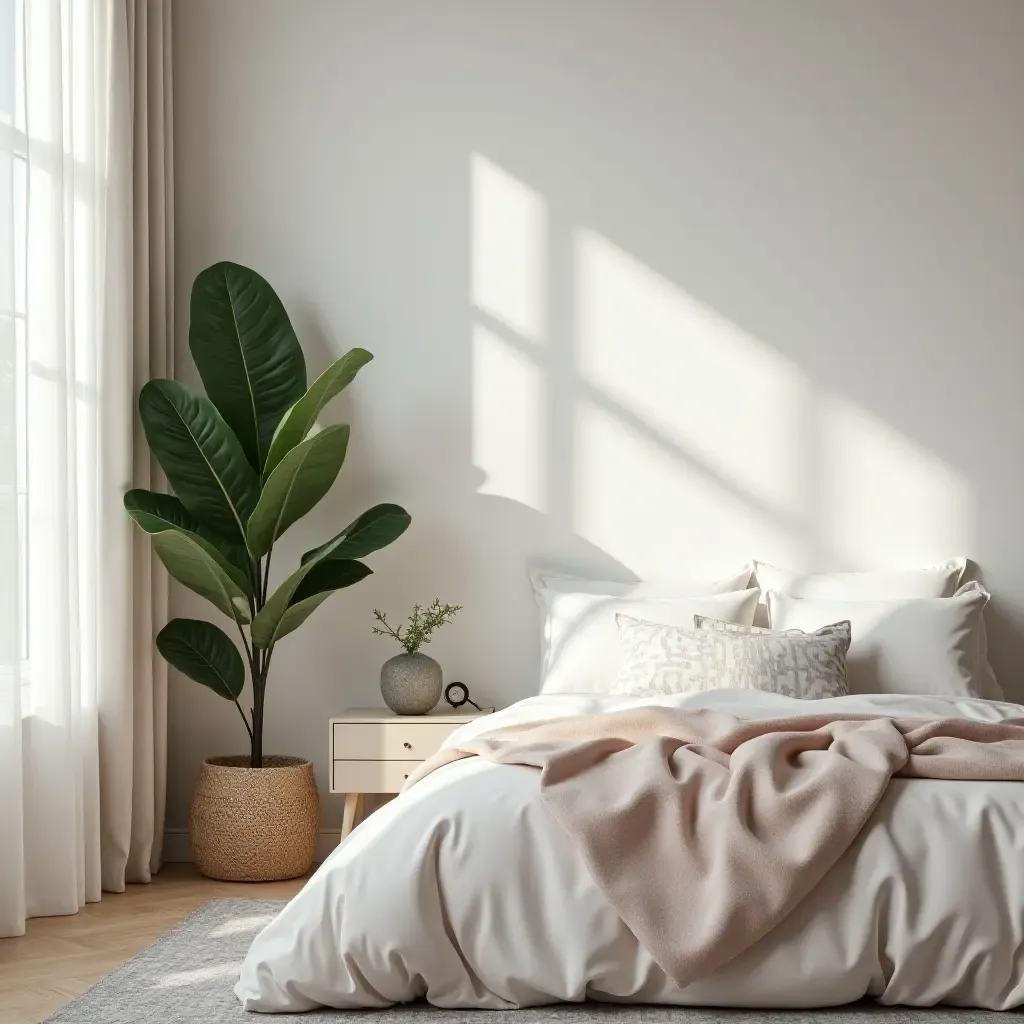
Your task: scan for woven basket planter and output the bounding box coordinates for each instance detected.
[189,755,319,882]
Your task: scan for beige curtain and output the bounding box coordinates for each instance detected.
[99,0,174,892]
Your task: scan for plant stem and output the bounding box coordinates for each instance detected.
[234,619,258,759]
[238,625,262,768]
[235,620,255,675]
[251,642,264,767]
[240,553,277,767]
[261,550,273,606]
[372,612,408,649]
[233,698,254,743]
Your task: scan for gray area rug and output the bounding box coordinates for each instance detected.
[45,898,1006,1022]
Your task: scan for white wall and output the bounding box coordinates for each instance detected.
[169,0,1024,834]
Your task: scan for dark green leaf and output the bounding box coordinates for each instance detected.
[300,503,411,565]
[189,262,307,472]
[245,425,350,558]
[124,488,204,535]
[151,528,252,624]
[124,489,251,579]
[270,559,373,643]
[156,618,245,700]
[251,546,371,649]
[292,556,373,604]
[264,349,373,476]
[138,380,260,550]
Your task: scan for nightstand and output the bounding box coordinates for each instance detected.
[329,706,490,840]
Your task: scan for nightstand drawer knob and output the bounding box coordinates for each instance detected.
[404,773,409,780]
[403,741,412,750]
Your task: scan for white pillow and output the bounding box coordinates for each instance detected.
[531,566,753,688]
[538,588,760,694]
[754,559,965,600]
[530,566,753,598]
[766,583,999,700]
[752,558,999,696]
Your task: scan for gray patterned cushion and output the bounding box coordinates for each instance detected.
[612,614,852,699]
[693,615,776,635]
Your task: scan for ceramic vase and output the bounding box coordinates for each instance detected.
[380,652,442,715]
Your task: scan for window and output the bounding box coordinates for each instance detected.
[1,0,28,667]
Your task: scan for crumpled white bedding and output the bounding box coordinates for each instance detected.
[236,690,1024,1012]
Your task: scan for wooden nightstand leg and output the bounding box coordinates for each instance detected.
[340,792,362,843]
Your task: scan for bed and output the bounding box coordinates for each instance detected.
[236,689,1024,1013]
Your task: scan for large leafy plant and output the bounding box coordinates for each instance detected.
[125,262,410,767]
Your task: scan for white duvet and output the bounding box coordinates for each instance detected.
[236,691,1024,1012]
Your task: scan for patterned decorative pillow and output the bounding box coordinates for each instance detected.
[693,615,775,635]
[612,614,852,699]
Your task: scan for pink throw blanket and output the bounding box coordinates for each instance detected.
[405,708,1024,987]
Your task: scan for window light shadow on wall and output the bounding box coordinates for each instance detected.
[472,322,546,512]
[470,154,548,513]
[574,229,808,576]
[469,152,975,575]
[471,154,547,344]
[817,394,973,569]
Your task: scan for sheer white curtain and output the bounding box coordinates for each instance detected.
[0,0,170,937]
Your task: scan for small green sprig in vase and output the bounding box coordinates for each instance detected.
[372,600,462,715]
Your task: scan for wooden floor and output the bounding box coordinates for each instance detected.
[0,863,308,1024]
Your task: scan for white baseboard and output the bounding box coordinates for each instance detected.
[162,828,341,865]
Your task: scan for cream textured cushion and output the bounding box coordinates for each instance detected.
[537,589,760,694]
[767,582,998,699]
[612,613,852,699]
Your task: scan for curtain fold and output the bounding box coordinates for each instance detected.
[0,0,172,936]
[100,0,173,891]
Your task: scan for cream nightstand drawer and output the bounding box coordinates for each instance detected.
[332,721,459,762]
[332,759,422,794]
[329,706,492,840]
